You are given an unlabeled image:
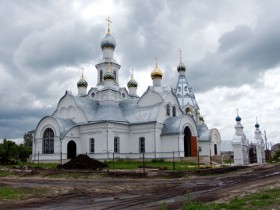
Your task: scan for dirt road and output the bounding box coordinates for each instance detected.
[1,164,280,209]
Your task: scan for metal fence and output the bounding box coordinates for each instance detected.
[32,150,223,169]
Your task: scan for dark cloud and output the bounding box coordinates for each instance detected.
[189,9,280,92]
[14,23,103,73]
[1,0,280,141]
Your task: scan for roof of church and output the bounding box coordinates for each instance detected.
[161,116,184,135]
[42,116,76,138]
[68,92,161,124]
[197,123,211,141]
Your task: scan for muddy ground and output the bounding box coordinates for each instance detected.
[0,163,280,210]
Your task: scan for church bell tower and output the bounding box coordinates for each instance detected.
[95,17,121,86]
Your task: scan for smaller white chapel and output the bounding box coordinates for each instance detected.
[32,19,221,162]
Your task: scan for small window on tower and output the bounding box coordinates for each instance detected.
[166,104,171,116]
[100,70,103,82]
[186,107,192,115]
[184,86,188,91]
[91,92,95,98]
[172,106,176,117]
[122,93,125,98]
[178,87,181,92]
[113,70,116,82]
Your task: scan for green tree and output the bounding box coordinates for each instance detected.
[23,132,33,148]
[18,144,31,161]
[0,139,18,160]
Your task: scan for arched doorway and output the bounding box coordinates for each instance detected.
[67,140,76,159]
[184,127,192,157]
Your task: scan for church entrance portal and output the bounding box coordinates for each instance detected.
[67,141,76,159]
[184,127,192,157]
[249,145,257,164]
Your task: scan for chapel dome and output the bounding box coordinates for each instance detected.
[127,76,138,88]
[255,123,260,128]
[77,77,88,88]
[235,116,241,122]
[151,63,163,80]
[177,61,186,72]
[101,33,116,50]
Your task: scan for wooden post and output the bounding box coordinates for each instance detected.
[210,149,212,168]
[197,149,200,169]
[60,152,62,165]
[142,152,145,173]
[113,152,115,171]
[173,151,175,171]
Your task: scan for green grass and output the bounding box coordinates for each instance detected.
[105,159,197,171]
[0,162,59,169]
[0,171,13,177]
[23,162,58,168]
[0,186,53,201]
[180,188,280,210]
[0,187,24,199]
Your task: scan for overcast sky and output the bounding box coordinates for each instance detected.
[0,0,280,146]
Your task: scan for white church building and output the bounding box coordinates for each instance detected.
[32,20,221,162]
[231,114,265,166]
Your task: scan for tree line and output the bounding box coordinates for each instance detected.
[0,132,32,163]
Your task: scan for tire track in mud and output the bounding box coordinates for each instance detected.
[1,164,279,210]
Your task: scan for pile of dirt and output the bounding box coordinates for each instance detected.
[58,154,107,170]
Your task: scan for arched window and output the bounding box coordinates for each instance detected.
[114,137,120,153]
[90,138,95,153]
[166,104,171,116]
[172,106,176,117]
[43,128,54,154]
[100,70,103,82]
[186,107,192,115]
[139,137,145,153]
[113,70,117,82]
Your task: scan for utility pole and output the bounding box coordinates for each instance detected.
[264,130,268,161]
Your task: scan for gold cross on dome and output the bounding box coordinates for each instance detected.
[131,68,134,78]
[81,67,85,78]
[236,108,239,116]
[155,57,158,65]
[179,48,182,62]
[106,16,112,33]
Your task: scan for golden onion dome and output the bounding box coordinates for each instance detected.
[151,63,163,80]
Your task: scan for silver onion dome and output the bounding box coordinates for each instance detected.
[101,33,116,50]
